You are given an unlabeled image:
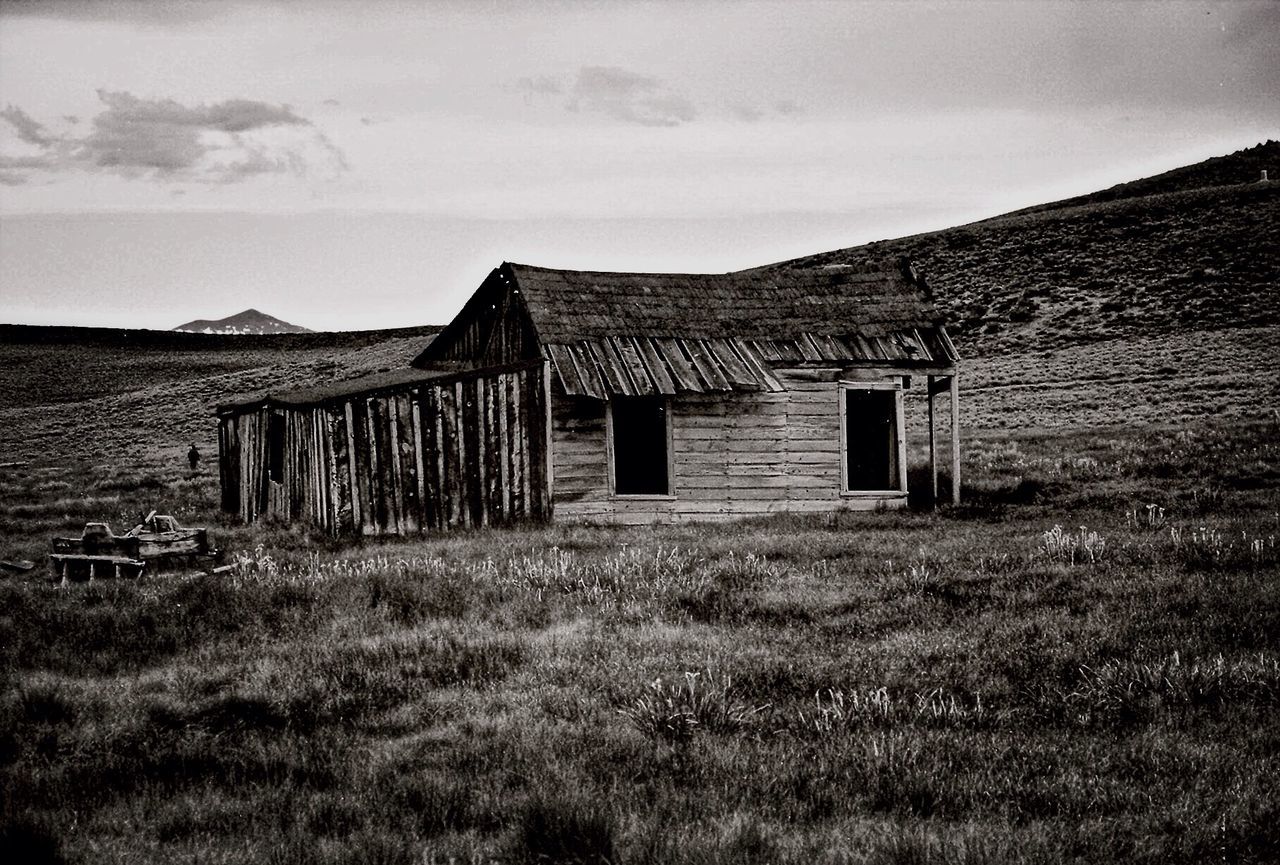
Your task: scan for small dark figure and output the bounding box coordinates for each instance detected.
[187,443,200,471]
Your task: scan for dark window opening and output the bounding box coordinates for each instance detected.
[844,389,898,491]
[267,413,285,484]
[611,397,670,495]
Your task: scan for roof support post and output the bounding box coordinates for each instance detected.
[949,373,961,506]
[927,375,938,509]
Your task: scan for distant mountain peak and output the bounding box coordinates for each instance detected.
[174,309,311,335]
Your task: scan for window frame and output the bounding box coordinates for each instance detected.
[605,396,676,500]
[838,380,907,497]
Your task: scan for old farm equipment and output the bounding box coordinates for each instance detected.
[50,511,219,583]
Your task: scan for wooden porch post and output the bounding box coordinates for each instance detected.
[949,373,961,505]
[927,375,938,508]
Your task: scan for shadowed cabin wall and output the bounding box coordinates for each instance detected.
[218,363,549,535]
[551,368,910,524]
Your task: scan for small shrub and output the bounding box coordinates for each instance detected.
[618,670,767,743]
[1069,652,1280,724]
[1041,525,1106,564]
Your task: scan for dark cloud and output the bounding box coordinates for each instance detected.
[774,100,801,116]
[730,104,764,122]
[567,66,696,127]
[0,0,221,27]
[0,91,346,185]
[323,98,341,106]
[2,105,54,147]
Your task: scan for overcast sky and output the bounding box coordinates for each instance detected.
[1,0,1276,330]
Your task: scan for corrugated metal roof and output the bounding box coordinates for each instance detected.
[546,337,786,398]
[543,328,954,398]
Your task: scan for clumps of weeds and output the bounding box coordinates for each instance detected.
[874,556,948,596]
[1040,524,1107,565]
[1124,502,1167,530]
[618,670,769,744]
[797,686,987,734]
[1189,484,1226,514]
[500,544,706,617]
[1068,651,1280,724]
[905,558,942,595]
[1169,525,1276,571]
[229,543,285,580]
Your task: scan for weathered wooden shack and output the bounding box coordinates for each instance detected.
[217,258,960,533]
[217,362,551,534]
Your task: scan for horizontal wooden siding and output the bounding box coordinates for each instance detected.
[551,369,907,524]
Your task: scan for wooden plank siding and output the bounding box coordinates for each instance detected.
[551,367,909,524]
[217,362,550,534]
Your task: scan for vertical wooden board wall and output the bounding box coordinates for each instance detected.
[218,417,240,515]
[345,401,360,530]
[525,367,548,518]
[398,392,422,533]
[372,398,390,532]
[252,411,267,521]
[483,378,501,523]
[284,410,300,521]
[353,397,375,535]
[419,385,443,530]
[441,382,463,528]
[325,408,345,534]
[464,377,486,527]
[221,363,552,534]
[390,396,409,532]
[509,370,526,517]
[381,396,403,534]
[241,413,256,523]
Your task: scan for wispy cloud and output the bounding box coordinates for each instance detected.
[514,75,562,99]
[566,66,697,127]
[512,67,800,126]
[0,0,221,27]
[0,90,347,185]
[1,105,53,146]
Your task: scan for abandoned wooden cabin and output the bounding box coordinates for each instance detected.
[217,258,960,533]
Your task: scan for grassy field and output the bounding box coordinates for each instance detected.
[2,322,1279,864]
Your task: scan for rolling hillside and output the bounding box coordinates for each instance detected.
[763,141,1280,357]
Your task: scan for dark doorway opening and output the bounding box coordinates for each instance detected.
[611,397,670,495]
[844,389,898,491]
[267,413,285,483]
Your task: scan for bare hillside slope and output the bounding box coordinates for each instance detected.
[761,144,1280,356]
